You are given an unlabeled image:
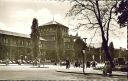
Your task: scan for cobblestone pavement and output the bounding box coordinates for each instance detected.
[0,64,127,81]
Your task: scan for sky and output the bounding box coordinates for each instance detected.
[0,0,127,49]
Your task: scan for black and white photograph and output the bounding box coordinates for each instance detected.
[0,0,128,80]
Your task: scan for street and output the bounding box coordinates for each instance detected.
[0,64,127,80]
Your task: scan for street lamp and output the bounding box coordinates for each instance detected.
[82,38,87,73]
[74,37,87,73]
[82,49,86,73]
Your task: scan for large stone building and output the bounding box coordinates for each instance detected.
[39,21,75,61]
[0,30,32,60]
[0,20,77,61]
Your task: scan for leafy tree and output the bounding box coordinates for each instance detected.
[30,18,40,59]
[67,0,118,68]
[74,38,85,59]
[109,42,115,60]
[74,38,86,73]
[115,0,128,61]
[115,0,128,27]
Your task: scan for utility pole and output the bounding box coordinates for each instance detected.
[124,22,128,61]
[82,50,85,73]
[124,3,128,78]
[82,38,87,73]
[126,22,128,61]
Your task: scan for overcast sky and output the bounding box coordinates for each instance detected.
[0,0,127,49]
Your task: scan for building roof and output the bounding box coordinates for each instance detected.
[39,21,68,29]
[0,29,30,38]
[0,29,47,41]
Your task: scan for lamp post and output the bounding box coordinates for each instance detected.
[126,22,128,61]
[82,49,86,73]
[99,48,102,63]
[82,38,87,73]
[74,37,87,73]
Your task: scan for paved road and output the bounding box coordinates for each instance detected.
[0,64,127,80]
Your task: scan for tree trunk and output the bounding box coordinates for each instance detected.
[99,21,114,68]
[102,38,114,68]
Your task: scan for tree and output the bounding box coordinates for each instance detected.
[67,0,119,68]
[74,38,83,60]
[115,0,128,61]
[109,42,115,60]
[30,18,40,59]
[74,38,86,73]
[115,0,128,27]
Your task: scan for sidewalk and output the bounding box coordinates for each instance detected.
[56,66,127,76]
[0,63,127,76]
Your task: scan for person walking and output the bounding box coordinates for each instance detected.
[66,60,70,69]
[33,59,37,67]
[5,58,9,66]
[37,58,41,68]
[92,61,96,68]
[103,61,112,76]
[74,61,78,68]
[86,61,90,68]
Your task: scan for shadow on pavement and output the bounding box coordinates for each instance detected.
[0,65,19,66]
[0,65,6,66]
[56,71,127,77]
[30,67,49,68]
[57,71,84,74]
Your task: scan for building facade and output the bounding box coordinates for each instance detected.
[39,21,75,61]
[0,30,32,60]
[0,21,76,62]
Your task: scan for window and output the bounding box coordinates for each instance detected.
[14,40,16,45]
[22,41,24,45]
[28,42,29,46]
[3,38,6,44]
[52,37,55,40]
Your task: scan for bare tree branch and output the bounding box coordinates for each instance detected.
[106,3,117,43]
[89,27,99,46]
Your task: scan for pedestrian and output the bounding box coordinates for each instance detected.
[17,59,21,65]
[86,61,90,68]
[5,58,9,66]
[74,61,78,68]
[66,60,70,69]
[33,59,37,66]
[103,61,107,76]
[37,58,41,67]
[92,61,96,68]
[103,61,112,76]
[54,62,57,65]
[107,62,112,76]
